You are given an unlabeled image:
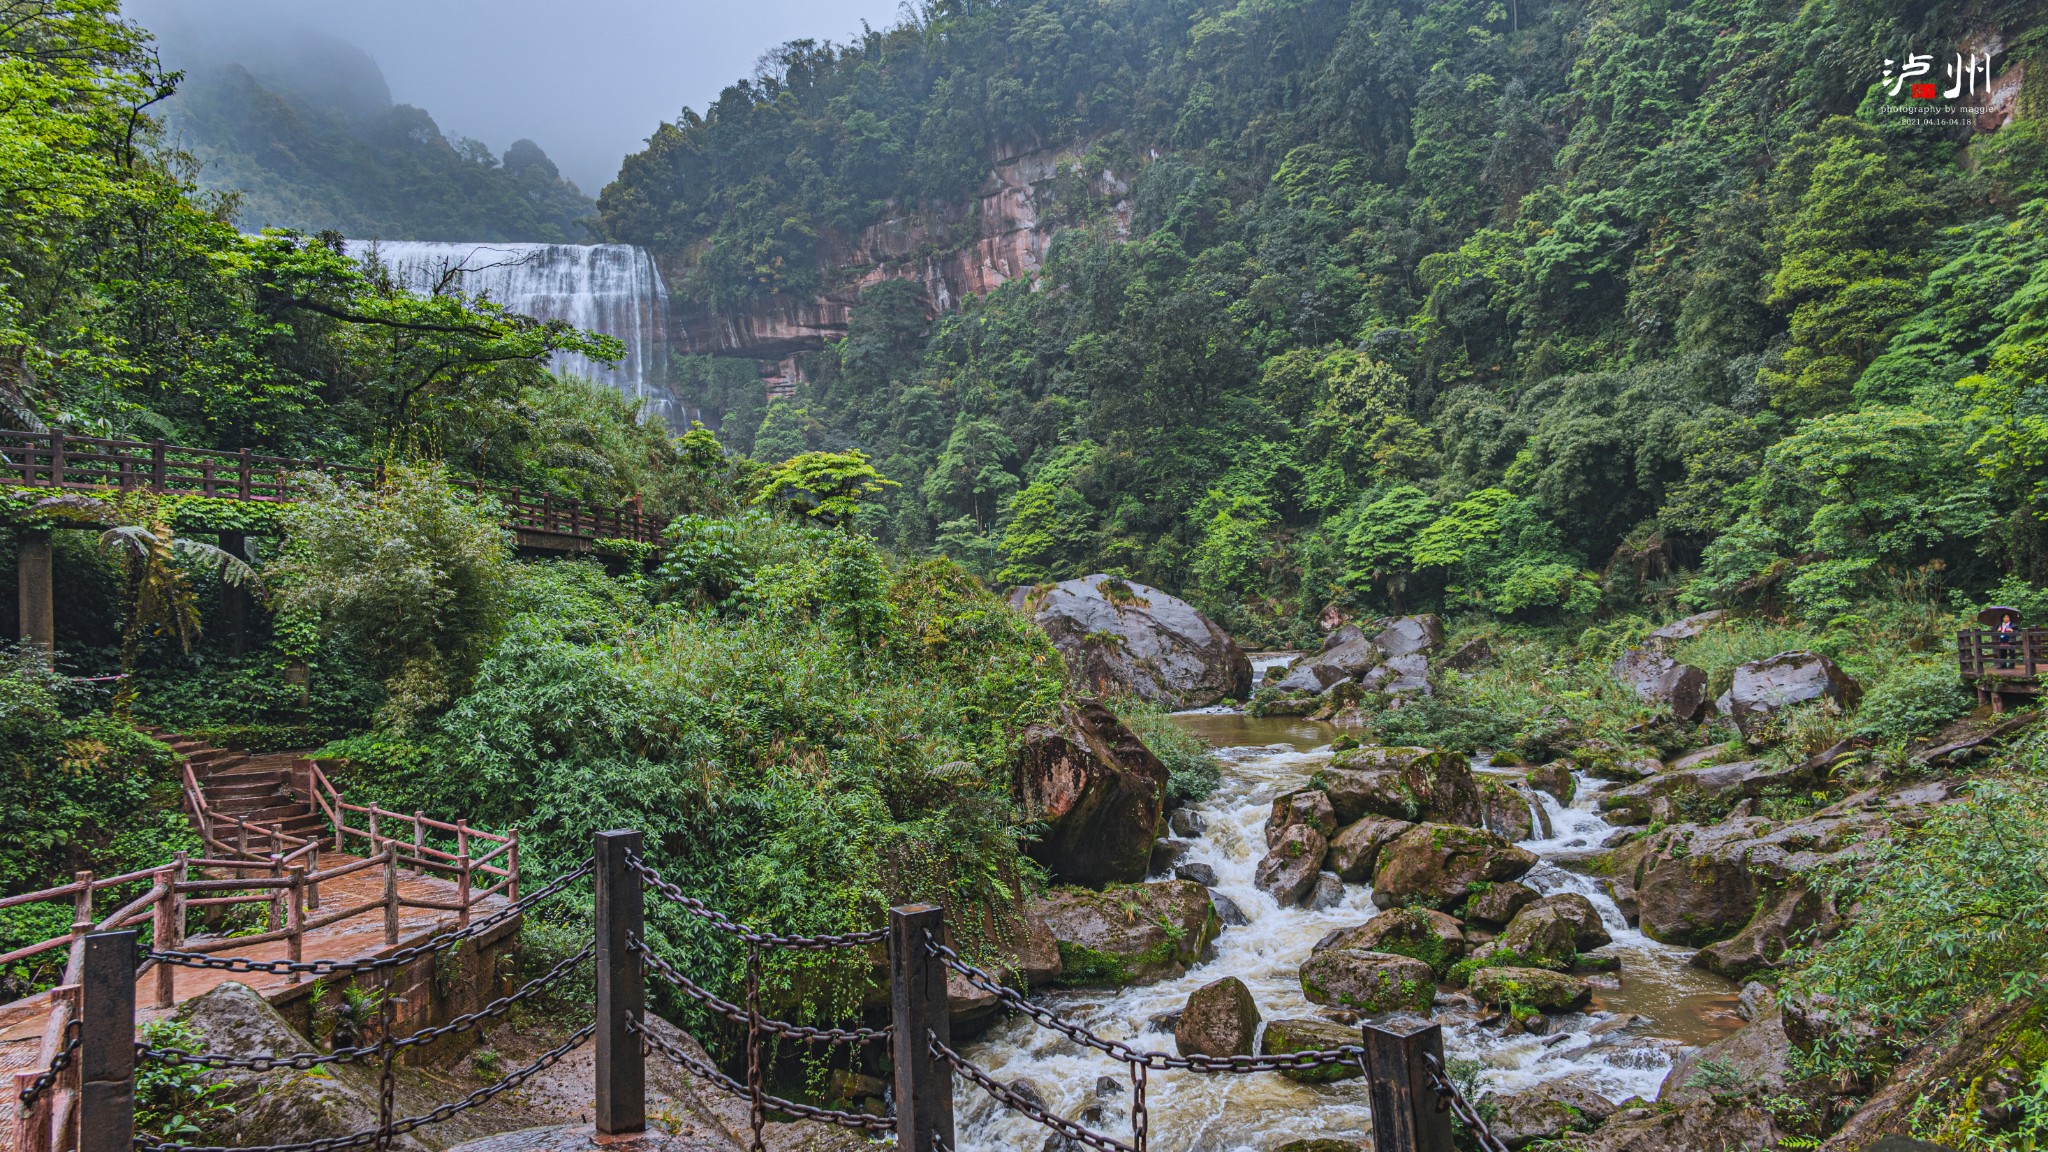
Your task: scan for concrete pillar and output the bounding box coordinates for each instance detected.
[18,529,53,664]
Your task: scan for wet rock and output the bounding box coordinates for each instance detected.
[1094,1076,1121,1098]
[1737,981,1777,1022]
[1374,614,1445,658]
[1014,699,1170,886]
[1484,1075,1618,1148]
[1318,746,1481,825]
[1266,788,1338,847]
[1173,861,1218,887]
[1175,976,1262,1058]
[176,981,431,1152]
[1029,881,1220,986]
[1272,1142,1364,1152]
[1612,648,1711,722]
[1598,759,1817,826]
[1256,823,1330,907]
[1326,814,1414,882]
[1168,809,1206,838]
[1305,872,1347,911]
[1150,837,1191,875]
[1464,881,1538,927]
[1576,1095,1784,1152]
[1822,991,2036,1149]
[1478,778,1539,841]
[1371,823,1537,911]
[1530,893,1610,951]
[1648,611,1730,645]
[1526,761,1576,805]
[1260,1017,1367,1083]
[1314,907,1463,975]
[1468,966,1592,1012]
[1495,904,1584,970]
[1444,637,1495,671]
[1210,891,1250,927]
[1359,651,1432,697]
[1694,881,1838,981]
[1722,651,1862,737]
[1012,909,1065,988]
[1010,575,1252,707]
[1273,625,1381,693]
[1659,1009,1794,1107]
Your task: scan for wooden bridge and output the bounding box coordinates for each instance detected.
[1958,626,2048,711]
[0,730,519,1150]
[1,427,661,658]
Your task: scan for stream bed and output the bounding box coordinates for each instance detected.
[950,714,1741,1152]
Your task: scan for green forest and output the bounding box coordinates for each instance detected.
[608,0,2048,647]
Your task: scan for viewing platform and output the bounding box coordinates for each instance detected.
[1957,625,2048,711]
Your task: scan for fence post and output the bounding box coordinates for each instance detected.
[76,931,136,1152]
[506,830,520,903]
[593,830,645,1137]
[151,869,177,1009]
[889,904,954,1152]
[454,821,471,928]
[267,853,285,938]
[150,440,166,490]
[413,812,425,874]
[286,866,306,983]
[1363,1019,1455,1152]
[48,429,64,488]
[382,842,400,946]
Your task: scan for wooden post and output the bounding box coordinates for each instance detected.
[17,529,54,665]
[171,853,188,949]
[507,830,519,903]
[286,867,305,983]
[382,842,400,946]
[47,429,64,488]
[268,853,285,937]
[150,440,166,490]
[543,491,554,533]
[368,807,381,857]
[413,811,425,874]
[12,1069,50,1152]
[306,845,321,911]
[890,904,954,1152]
[76,931,136,1152]
[151,869,177,1009]
[455,821,471,928]
[594,830,645,1137]
[70,872,93,958]
[1363,1019,1455,1152]
[237,448,252,500]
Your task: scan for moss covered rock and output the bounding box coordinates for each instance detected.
[1316,745,1481,825]
[1468,966,1591,1012]
[1259,1017,1365,1083]
[1314,907,1463,976]
[1326,814,1414,881]
[1030,880,1221,986]
[1299,948,1436,1014]
[1174,976,1261,1058]
[1371,823,1537,910]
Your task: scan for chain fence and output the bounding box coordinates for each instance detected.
[1423,1051,1512,1152]
[16,1018,80,1113]
[626,855,889,951]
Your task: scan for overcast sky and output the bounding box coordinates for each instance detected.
[125,0,912,196]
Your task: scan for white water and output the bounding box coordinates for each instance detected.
[345,241,683,426]
[952,730,1730,1152]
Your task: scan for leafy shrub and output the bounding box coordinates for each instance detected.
[272,465,513,730]
[1855,658,1971,743]
[134,1020,235,1141]
[1111,699,1223,803]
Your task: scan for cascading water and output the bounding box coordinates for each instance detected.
[951,718,1740,1152]
[346,241,683,426]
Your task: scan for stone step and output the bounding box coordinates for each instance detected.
[227,803,313,824]
[206,780,288,802]
[203,764,286,785]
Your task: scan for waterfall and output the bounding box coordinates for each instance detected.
[347,241,681,426]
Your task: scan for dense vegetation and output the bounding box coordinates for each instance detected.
[611,0,2048,646]
[164,33,596,241]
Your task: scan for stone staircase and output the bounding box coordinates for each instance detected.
[147,729,328,847]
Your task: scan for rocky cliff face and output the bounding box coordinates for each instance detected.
[666,143,1130,359]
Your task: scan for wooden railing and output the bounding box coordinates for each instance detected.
[1958,627,2048,678]
[302,759,519,915]
[0,427,660,544]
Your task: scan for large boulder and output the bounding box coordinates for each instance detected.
[1175,976,1261,1058]
[1013,699,1169,886]
[1265,789,1338,847]
[1597,759,1814,826]
[1272,624,1381,693]
[1647,610,1729,646]
[1693,882,1838,981]
[1029,881,1221,986]
[1359,651,1432,697]
[1259,1017,1366,1083]
[1612,648,1710,722]
[1721,651,1862,735]
[1373,614,1445,658]
[1464,881,1538,927]
[1478,778,1541,842]
[1494,895,1607,969]
[1271,616,1442,696]
[1576,1097,1786,1152]
[1298,949,1436,1014]
[176,981,431,1152]
[1317,746,1481,825]
[1372,824,1537,910]
[1314,907,1463,975]
[1484,1075,1618,1148]
[1010,575,1252,707]
[1659,1010,1795,1107]
[1256,824,1330,906]
[1467,966,1592,1012]
[1326,815,1414,881]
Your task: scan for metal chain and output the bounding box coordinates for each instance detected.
[146,858,594,976]
[630,1016,893,1133]
[745,943,766,1152]
[133,1022,594,1152]
[629,937,889,1046]
[924,933,1364,1074]
[17,1020,80,1111]
[1130,1060,1148,1152]
[373,966,396,1152]
[929,1033,1135,1152]
[137,944,593,1071]
[624,853,889,951]
[1423,1052,1512,1152]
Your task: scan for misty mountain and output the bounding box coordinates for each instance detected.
[158,27,595,242]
